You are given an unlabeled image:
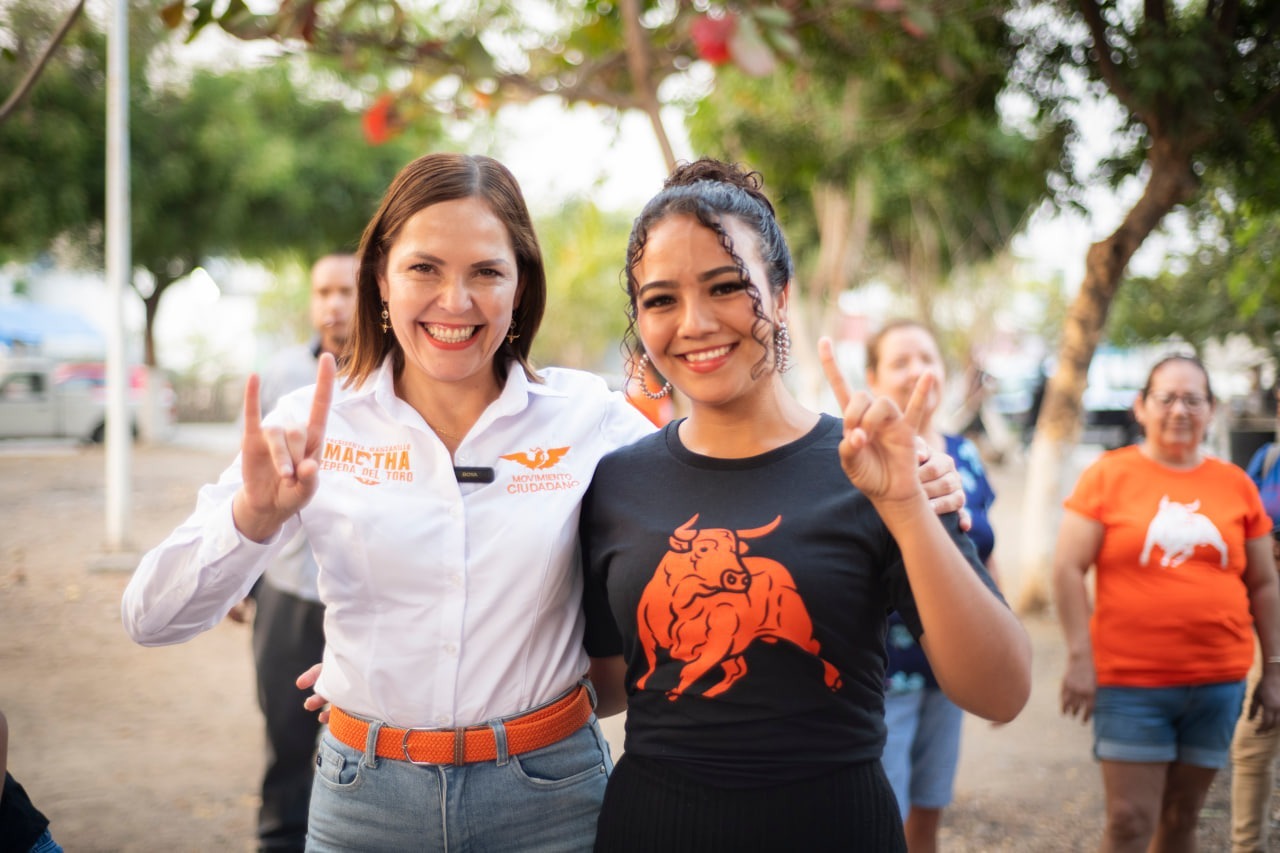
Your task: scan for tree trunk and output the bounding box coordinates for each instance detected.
[1011,141,1198,614]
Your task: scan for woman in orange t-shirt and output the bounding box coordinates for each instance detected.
[1054,354,1280,852]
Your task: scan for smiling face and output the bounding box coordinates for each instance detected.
[1134,358,1214,455]
[866,323,944,423]
[632,213,783,411]
[378,196,521,399]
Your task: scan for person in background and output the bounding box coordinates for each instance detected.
[866,319,999,853]
[227,254,357,853]
[1,708,63,853]
[1231,384,1280,853]
[1055,354,1280,853]
[580,159,1030,852]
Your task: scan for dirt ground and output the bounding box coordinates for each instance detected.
[0,429,1269,851]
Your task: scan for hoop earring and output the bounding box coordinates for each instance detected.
[774,320,791,373]
[380,302,390,334]
[636,354,671,400]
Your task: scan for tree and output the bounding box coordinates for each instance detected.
[1107,200,1280,367]
[1009,0,1280,611]
[0,0,441,368]
[683,2,1064,401]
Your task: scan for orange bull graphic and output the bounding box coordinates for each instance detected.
[636,513,843,700]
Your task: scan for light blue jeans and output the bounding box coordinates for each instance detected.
[305,715,612,852]
[881,687,964,817]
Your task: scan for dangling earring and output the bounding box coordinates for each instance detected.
[774,320,791,373]
[380,302,390,334]
[636,354,671,400]
[506,320,520,345]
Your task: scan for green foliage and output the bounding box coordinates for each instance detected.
[0,0,444,365]
[1108,202,1280,362]
[1011,0,1280,211]
[686,1,1062,298]
[529,197,633,372]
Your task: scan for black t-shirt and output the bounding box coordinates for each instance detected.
[581,415,997,787]
[1,772,51,853]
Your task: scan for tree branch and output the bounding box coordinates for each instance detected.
[1076,0,1147,125]
[617,0,677,170]
[0,0,87,125]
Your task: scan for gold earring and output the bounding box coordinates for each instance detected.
[380,302,390,334]
[506,319,519,345]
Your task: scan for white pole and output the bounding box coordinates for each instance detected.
[104,0,131,551]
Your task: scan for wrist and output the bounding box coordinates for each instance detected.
[871,490,931,528]
[232,492,285,543]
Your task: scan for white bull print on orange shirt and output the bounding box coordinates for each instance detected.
[635,513,843,701]
[1140,496,1228,569]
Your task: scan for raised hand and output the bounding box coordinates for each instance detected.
[232,353,336,542]
[818,337,925,505]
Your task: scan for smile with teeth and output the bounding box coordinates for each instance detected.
[424,323,479,344]
[682,345,733,364]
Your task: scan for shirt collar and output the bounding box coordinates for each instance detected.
[353,357,569,428]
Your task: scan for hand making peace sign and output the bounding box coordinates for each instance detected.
[818,337,950,510]
[232,353,337,543]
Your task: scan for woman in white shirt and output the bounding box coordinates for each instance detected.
[122,152,965,852]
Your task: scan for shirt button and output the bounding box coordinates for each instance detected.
[449,505,461,519]
[448,574,462,588]
[444,643,458,656]
[435,714,450,726]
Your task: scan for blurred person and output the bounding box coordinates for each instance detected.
[1231,385,1280,853]
[1,709,63,853]
[122,152,965,852]
[1055,354,1280,853]
[580,159,1030,852]
[227,254,358,853]
[866,319,999,853]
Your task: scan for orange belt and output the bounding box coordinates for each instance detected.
[328,685,593,766]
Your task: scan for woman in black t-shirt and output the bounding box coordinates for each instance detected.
[581,160,1031,852]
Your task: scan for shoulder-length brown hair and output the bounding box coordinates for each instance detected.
[342,153,546,388]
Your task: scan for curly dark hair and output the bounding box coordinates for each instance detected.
[622,158,794,383]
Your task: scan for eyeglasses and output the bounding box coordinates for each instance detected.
[1148,392,1209,412]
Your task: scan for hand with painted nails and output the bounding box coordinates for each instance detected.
[232,352,336,543]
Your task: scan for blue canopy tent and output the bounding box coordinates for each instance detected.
[0,302,105,358]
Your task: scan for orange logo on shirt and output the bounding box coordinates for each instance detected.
[320,439,414,486]
[500,447,570,470]
[500,445,579,493]
[635,514,842,700]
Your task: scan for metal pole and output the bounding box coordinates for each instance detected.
[105,0,131,550]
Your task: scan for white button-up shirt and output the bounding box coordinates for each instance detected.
[122,359,653,728]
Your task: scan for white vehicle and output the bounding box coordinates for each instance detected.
[0,358,174,442]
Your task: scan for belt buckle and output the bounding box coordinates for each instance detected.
[399,725,468,766]
[400,726,440,766]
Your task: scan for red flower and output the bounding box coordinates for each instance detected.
[362,94,396,146]
[691,13,736,66]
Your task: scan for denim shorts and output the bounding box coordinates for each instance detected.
[881,687,964,815]
[1093,681,1246,768]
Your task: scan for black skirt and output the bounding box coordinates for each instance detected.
[594,754,905,853]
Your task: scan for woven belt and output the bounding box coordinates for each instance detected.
[328,685,593,765]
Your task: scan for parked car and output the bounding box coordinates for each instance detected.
[0,358,175,442]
